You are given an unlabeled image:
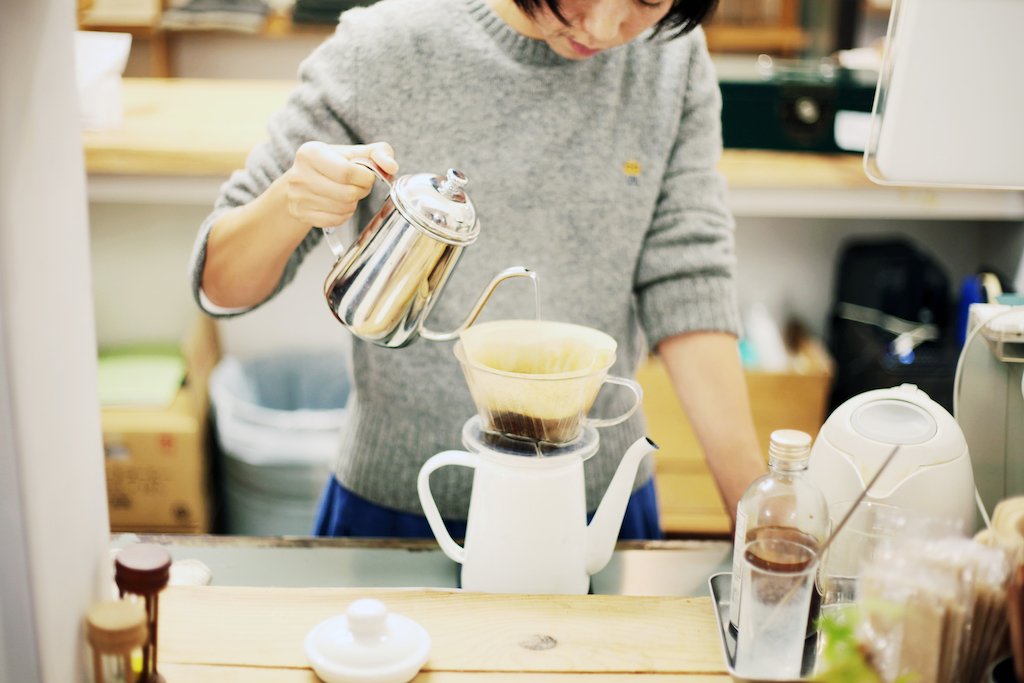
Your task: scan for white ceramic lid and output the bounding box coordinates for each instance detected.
[305,598,431,683]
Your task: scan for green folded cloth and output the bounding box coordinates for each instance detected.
[97,348,187,410]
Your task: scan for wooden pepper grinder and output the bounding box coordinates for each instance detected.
[114,544,172,683]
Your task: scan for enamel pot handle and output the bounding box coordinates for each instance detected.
[320,157,395,257]
[417,450,478,564]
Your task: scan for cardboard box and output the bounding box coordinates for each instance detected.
[102,315,220,534]
[636,338,834,537]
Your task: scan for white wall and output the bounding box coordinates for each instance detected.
[0,2,113,681]
[734,216,1024,341]
[90,201,352,357]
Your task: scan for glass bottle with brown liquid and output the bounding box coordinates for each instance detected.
[728,430,828,636]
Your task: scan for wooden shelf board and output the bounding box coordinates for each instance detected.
[704,24,810,54]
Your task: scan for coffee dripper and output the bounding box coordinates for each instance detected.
[321,159,531,348]
[417,320,654,594]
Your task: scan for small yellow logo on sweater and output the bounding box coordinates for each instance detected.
[623,158,641,185]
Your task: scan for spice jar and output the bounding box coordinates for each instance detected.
[86,600,148,683]
[114,544,172,683]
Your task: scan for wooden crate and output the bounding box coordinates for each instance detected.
[636,339,834,538]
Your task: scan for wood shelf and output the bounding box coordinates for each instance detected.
[704,24,810,55]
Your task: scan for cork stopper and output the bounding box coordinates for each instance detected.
[86,600,148,653]
[115,544,172,596]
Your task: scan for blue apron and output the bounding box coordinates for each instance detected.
[313,475,663,540]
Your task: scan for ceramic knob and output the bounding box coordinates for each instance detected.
[347,598,388,642]
[305,598,431,683]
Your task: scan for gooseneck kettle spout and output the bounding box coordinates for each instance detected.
[585,437,659,576]
[418,267,534,342]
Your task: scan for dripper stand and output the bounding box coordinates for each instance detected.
[461,415,600,461]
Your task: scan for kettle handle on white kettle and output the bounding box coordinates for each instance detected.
[320,157,396,257]
[417,450,478,564]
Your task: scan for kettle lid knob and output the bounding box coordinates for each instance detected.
[439,169,468,200]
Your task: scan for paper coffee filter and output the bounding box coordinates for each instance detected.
[467,338,597,375]
[456,320,619,443]
[460,320,615,378]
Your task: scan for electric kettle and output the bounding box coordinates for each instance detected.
[321,158,531,348]
[807,383,976,533]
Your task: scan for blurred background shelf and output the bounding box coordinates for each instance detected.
[637,339,834,538]
[77,0,892,78]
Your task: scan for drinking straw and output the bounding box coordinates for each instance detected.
[816,445,901,561]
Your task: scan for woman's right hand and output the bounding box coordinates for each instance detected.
[282,141,399,229]
[202,140,397,309]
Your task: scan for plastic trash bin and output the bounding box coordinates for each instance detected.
[209,352,350,536]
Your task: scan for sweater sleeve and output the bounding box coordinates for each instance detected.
[188,14,368,317]
[633,28,741,347]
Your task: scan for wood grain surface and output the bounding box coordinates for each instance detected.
[159,586,725,676]
[161,662,734,682]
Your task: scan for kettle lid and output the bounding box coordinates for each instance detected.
[393,169,480,245]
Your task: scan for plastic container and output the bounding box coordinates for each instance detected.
[209,352,350,535]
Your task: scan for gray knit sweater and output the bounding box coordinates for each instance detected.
[190,0,740,520]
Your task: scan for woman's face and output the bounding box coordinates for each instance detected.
[525,0,674,60]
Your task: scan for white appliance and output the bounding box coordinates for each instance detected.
[807,383,976,533]
[956,303,1024,520]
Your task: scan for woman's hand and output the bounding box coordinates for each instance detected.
[283,141,399,229]
[202,140,398,309]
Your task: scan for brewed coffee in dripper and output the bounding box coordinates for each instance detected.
[455,320,641,444]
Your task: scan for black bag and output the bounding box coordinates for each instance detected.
[826,237,959,414]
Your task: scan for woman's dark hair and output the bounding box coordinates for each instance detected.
[512,0,719,39]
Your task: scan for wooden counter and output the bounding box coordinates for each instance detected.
[157,585,728,682]
[82,78,870,186]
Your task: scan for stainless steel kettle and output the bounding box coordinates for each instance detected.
[321,158,530,348]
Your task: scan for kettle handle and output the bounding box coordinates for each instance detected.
[417,450,477,564]
[319,157,396,257]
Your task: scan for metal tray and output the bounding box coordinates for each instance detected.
[708,572,818,682]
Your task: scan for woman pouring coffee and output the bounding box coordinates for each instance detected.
[189,0,766,539]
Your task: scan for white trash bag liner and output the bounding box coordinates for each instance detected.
[209,352,350,510]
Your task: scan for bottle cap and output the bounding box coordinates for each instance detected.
[305,598,431,683]
[768,429,813,462]
[86,600,148,653]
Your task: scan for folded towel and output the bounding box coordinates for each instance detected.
[162,0,270,32]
